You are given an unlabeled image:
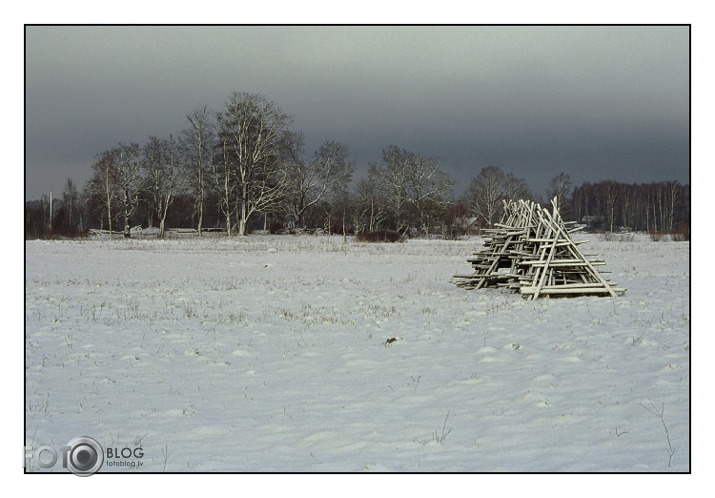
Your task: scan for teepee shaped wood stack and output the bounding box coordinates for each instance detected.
[453,198,626,299]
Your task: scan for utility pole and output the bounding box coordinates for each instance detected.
[49,191,53,234]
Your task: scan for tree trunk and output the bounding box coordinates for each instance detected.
[197,183,204,236]
[238,183,249,236]
[369,196,376,232]
[238,203,247,236]
[225,208,232,237]
[105,171,113,239]
[159,192,172,238]
[123,188,132,238]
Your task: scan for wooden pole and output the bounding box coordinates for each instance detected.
[49,191,53,234]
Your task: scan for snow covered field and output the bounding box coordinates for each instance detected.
[24,234,690,472]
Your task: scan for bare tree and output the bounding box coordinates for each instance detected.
[324,182,353,237]
[547,172,572,216]
[620,183,634,230]
[180,106,215,235]
[85,150,120,237]
[369,146,412,232]
[112,143,143,237]
[143,135,180,238]
[666,180,681,232]
[283,137,354,229]
[570,180,689,233]
[464,166,505,227]
[366,146,452,235]
[354,177,387,233]
[405,153,453,236]
[217,92,294,236]
[61,178,80,233]
[504,172,532,202]
[603,180,618,232]
[213,139,237,235]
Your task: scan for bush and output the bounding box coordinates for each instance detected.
[602,232,635,242]
[356,229,404,243]
[269,221,286,234]
[672,222,690,241]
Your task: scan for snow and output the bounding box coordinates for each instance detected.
[24,234,689,472]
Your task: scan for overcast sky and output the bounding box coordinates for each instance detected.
[25,25,689,200]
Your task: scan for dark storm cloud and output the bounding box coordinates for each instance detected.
[25,25,689,200]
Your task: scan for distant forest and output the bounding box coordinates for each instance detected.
[24,92,690,240]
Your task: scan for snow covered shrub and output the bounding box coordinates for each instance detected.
[649,231,668,242]
[602,232,636,242]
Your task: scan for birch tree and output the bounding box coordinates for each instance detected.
[324,182,353,237]
[603,180,618,232]
[180,106,215,235]
[354,176,387,233]
[143,135,180,238]
[217,92,294,236]
[86,150,120,237]
[113,143,143,237]
[666,180,681,232]
[547,172,572,216]
[214,139,237,235]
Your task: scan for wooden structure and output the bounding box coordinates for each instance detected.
[453,198,626,299]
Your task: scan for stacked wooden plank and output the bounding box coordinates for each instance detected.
[453,198,626,299]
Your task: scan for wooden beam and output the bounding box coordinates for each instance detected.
[520,286,626,295]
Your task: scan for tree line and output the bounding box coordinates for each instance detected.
[460,167,690,237]
[24,91,689,239]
